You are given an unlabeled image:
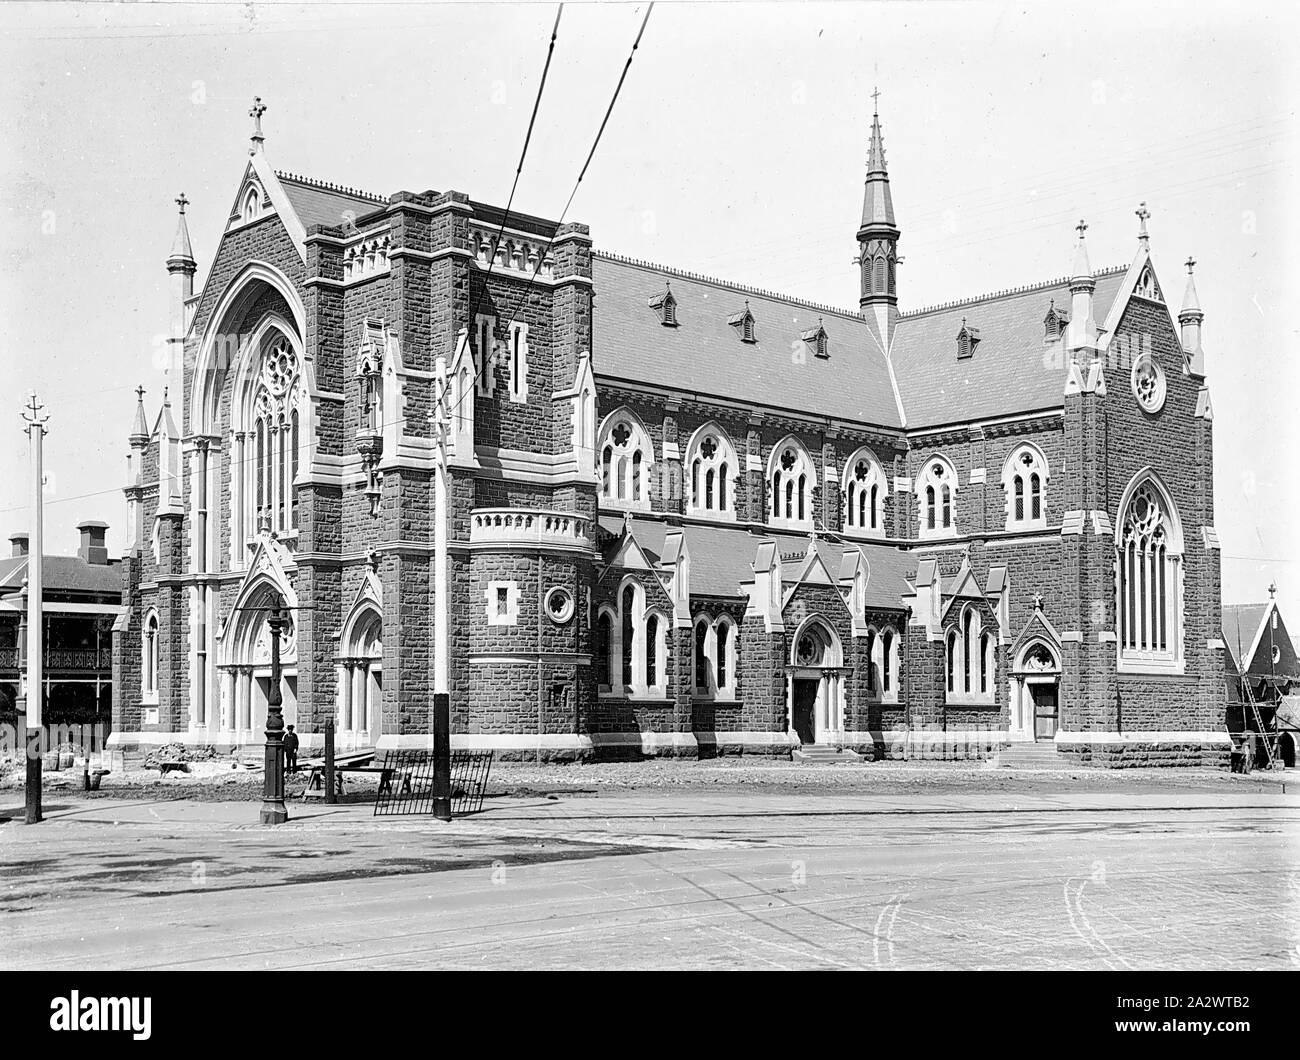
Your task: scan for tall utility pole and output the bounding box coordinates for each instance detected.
[429,351,453,822]
[21,392,49,825]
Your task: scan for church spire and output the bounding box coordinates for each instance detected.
[168,192,195,269]
[857,88,901,335]
[1180,256,1206,376]
[129,385,149,448]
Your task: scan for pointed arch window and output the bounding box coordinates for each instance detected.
[768,439,815,530]
[1117,477,1184,671]
[598,412,654,509]
[842,449,887,535]
[946,606,995,703]
[601,581,667,697]
[240,326,302,541]
[881,628,897,697]
[1003,444,1049,530]
[241,184,261,223]
[142,610,160,702]
[686,425,738,519]
[917,458,958,539]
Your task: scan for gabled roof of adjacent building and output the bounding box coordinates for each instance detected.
[0,556,122,598]
[1223,601,1297,680]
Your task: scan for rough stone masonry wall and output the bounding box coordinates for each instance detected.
[1103,298,1223,736]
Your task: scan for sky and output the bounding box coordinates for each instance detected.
[0,0,1296,618]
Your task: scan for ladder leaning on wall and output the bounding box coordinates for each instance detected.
[1240,673,1277,769]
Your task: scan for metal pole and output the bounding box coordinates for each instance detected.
[323,716,336,804]
[260,598,289,824]
[430,354,453,822]
[22,393,48,825]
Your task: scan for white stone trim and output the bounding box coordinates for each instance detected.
[1202,526,1220,550]
[1060,631,1083,642]
[706,730,801,750]
[1098,630,1117,643]
[968,468,986,485]
[662,440,680,460]
[485,580,520,626]
[377,733,592,752]
[893,476,912,492]
[589,731,699,755]
[1054,730,1231,746]
[1060,510,1086,535]
[746,453,763,472]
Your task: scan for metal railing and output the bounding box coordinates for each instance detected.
[0,648,112,671]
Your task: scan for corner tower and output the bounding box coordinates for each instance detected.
[857,91,900,344]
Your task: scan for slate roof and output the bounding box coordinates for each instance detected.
[277,174,388,231]
[599,515,914,608]
[592,254,904,428]
[1223,604,1268,674]
[0,556,123,598]
[891,268,1127,429]
[591,251,1131,431]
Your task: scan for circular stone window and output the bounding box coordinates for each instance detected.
[544,586,575,625]
[1130,353,1166,414]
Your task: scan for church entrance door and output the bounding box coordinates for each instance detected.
[792,678,818,745]
[1032,683,1059,741]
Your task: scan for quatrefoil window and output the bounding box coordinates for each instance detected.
[701,436,717,459]
[780,449,797,472]
[611,423,632,447]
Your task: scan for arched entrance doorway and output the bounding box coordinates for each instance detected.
[219,580,298,742]
[1011,641,1059,742]
[1279,731,1296,769]
[786,617,846,746]
[339,605,383,749]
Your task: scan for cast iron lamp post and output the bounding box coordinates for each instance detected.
[260,596,290,825]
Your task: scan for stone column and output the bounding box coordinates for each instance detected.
[352,663,367,735]
[220,668,235,732]
[337,662,351,732]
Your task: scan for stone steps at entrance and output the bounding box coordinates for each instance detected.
[996,742,1065,769]
[792,745,863,765]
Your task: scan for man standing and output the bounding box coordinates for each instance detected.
[283,724,300,775]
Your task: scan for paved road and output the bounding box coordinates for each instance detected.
[2,790,1297,970]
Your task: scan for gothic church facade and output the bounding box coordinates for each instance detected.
[110,100,1229,767]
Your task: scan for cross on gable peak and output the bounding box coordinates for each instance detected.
[1075,218,1088,239]
[175,192,189,214]
[249,96,267,153]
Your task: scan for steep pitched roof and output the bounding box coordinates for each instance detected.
[276,173,388,230]
[1223,601,1298,680]
[597,515,914,606]
[1223,603,1269,674]
[890,268,1127,428]
[591,254,904,428]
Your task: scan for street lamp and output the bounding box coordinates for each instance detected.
[260,595,290,825]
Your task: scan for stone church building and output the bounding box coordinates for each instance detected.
[109,98,1229,767]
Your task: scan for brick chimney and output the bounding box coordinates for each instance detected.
[9,531,28,558]
[77,520,110,565]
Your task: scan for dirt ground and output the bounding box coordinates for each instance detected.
[1,753,1290,804]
